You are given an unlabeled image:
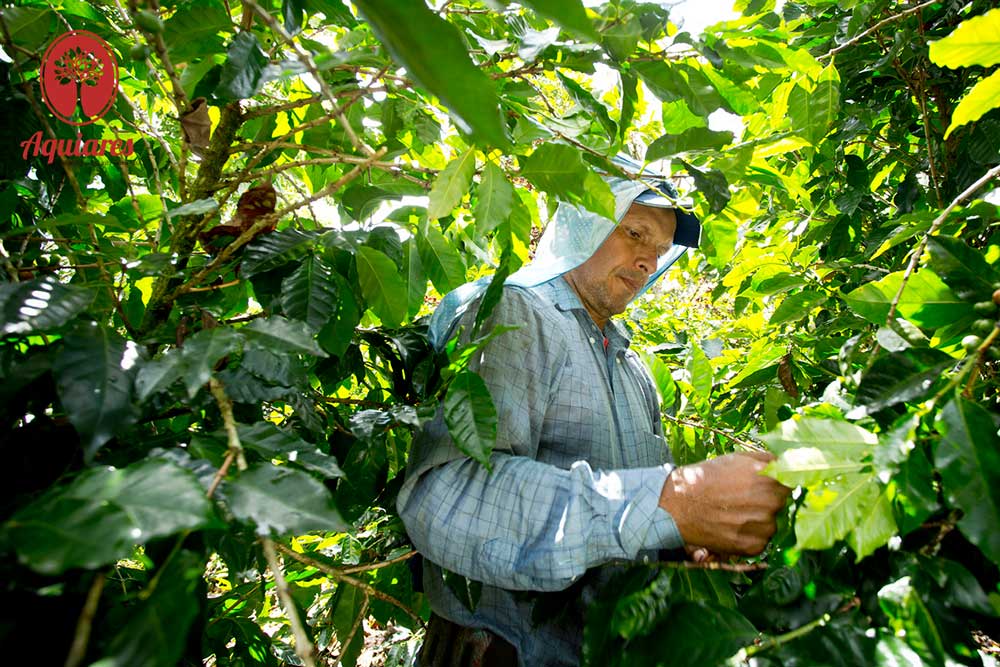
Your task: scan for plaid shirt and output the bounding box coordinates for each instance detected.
[398,276,683,666]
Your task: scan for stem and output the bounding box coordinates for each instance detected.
[275,543,425,628]
[63,572,106,667]
[820,0,938,59]
[962,323,1000,398]
[244,0,374,156]
[885,163,1000,327]
[661,413,765,453]
[209,377,248,472]
[744,598,860,657]
[262,539,318,667]
[163,148,385,305]
[652,559,768,573]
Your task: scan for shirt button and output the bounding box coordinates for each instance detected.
[589,337,595,344]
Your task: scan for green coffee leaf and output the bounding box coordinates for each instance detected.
[356,245,407,328]
[214,32,269,101]
[928,8,1000,68]
[520,144,615,220]
[795,474,881,551]
[244,315,329,357]
[54,325,141,460]
[944,70,1000,139]
[417,220,467,294]
[354,0,508,147]
[428,149,476,220]
[99,550,204,667]
[520,0,597,40]
[846,489,896,561]
[227,463,348,536]
[475,161,514,236]
[761,417,877,458]
[281,253,339,331]
[238,422,344,479]
[935,397,1000,563]
[7,459,213,574]
[0,276,93,336]
[647,127,732,160]
[878,577,947,665]
[443,369,497,467]
[842,269,970,329]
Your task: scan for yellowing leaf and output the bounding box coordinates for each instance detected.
[929,8,1000,68]
[944,69,1000,139]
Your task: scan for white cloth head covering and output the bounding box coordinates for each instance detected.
[427,154,701,349]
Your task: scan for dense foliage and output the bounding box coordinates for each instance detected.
[1,0,999,665]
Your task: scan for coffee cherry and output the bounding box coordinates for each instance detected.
[962,334,982,350]
[134,10,164,34]
[972,319,996,335]
[129,42,150,61]
[993,288,1000,307]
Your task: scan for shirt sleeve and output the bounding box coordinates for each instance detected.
[396,286,684,592]
[399,453,683,591]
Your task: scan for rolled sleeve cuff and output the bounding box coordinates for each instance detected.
[615,464,684,556]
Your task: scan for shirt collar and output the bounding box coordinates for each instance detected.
[536,276,633,346]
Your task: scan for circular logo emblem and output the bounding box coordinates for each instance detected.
[39,31,118,126]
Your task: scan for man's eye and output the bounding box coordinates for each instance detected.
[628,228,642,240]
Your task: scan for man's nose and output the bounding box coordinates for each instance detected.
[635,246,657,275]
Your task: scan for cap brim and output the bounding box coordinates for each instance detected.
[633,191,701,248]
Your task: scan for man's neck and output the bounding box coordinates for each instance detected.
[561,272,607,330]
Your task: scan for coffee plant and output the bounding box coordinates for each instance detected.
[0,0,998,665]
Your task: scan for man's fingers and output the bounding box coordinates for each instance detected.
[741,450,776,463]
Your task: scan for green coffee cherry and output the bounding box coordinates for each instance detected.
[974,301,997,315]
[130,41,150,61]
[134,10,164,34]
[962,334,982,350]
[972,319,996,335]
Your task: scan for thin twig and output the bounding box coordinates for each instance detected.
[64,572,106,667]
[206,450,236,499]
[186,278,242,294]
[745,597,860,656]
[165,149,386,303]
[820,0,938,59]
[662,413,765,453]
[915,68,944,208]
[336,593,370,659]
[263,540,318,667]
[276,543,425,628]
[652,559,768,572]
[209,377,248,472]
[963,323,1000,398]
[339,550,418,575]
[140,0,191,198]
[244,0,374,156]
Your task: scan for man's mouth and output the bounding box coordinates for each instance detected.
[620,276,642,293]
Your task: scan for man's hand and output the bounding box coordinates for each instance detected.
[659,451,791,557]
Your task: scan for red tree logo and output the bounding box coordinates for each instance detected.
[40,31,118,126]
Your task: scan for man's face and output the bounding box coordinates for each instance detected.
[565,203,677,328]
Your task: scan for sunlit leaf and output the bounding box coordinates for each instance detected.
[428,148,476,220]
[354,0,508,146]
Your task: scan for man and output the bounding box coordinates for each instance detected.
[397,156,790,666]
